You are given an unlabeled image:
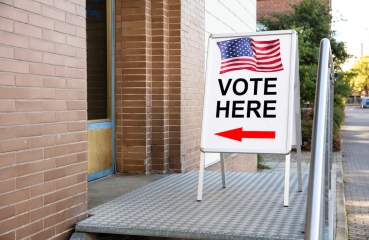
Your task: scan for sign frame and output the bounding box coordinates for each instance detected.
[200,30,298,155]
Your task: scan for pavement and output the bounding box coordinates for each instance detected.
[342,105,369,240]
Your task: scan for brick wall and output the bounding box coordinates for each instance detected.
[115,0,205,174]
[206,153,257,172]
[257,0,330,21]
[0,0,88,239]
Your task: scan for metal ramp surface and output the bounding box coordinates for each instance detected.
[76,171,308,240]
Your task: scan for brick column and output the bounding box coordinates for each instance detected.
[151,0,169,172]
[115,0,153,173]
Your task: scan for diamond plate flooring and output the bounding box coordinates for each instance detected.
[77,171,309,240]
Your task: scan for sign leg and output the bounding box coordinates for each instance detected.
[220,153,227,188]
[297,145,302,192]
[197,152,205,201]
[284,153,291,207]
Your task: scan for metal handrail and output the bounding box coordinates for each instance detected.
[305,38,334,240]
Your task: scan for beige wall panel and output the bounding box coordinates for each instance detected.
[88,128,112,174]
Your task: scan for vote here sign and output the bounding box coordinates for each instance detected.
[200,30,297,154]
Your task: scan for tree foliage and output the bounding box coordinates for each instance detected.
[349,56,369,95]
[260,0,351,103]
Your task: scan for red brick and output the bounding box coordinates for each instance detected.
[67,101,86,110]
[42,5,65,22]
[16,125,44,137]
[66,35,85,48]
[0,138,31,153]
[30,88,55,99]
[43,123,67,134]
[0,100,15,112]
[30,226,55,240]
[0,59,29,74]
[30,181,55,196]
[0,17,13,32]
[29,64,55,76]
[66,14,85,28]
[29,14,55,30]
[77,111,86,120]
[0,212,30,235]
[43,77,66,89]
[0,153,15,167]
[14,0,41,14]
[76,27,86,39]
[43,188,67,205]
[66,162,86,175]
[67,142,86,154]
[55,111,77,121]
[55,44,78,57]
[31,135,56,148]
[1,163,30,179]
[66,182,85,197]
[67,202,86,219]
[30,112,56,123]
[44,167,66,182]
[0,113,29,125]
[76,69,86,79]
[44,210,68,228]
[75,5,85,18]
[0,179,15,194]
[1,189,30,206]
[0,127,15,141]
[30,158,56,173]
[77,90,86,100]
[55,90,77,100]
[0,87,30,99]
[55,67,77,78]
[77,172,86,182]
[0,32,28,48]
[56,132,85,145]
[66,58,86,69]
[15,75,43,87]
[16,172,44,189]
[55,154,77,167]
[43,101,67,111]
[54,0,76,14]
[0,4,28,23]
[16,220,43,240]
[75,151,86,162]
[0,45,14,59]
[16,148,44,163]
[43,30,67,45]
[55,21,76,36]
[14,49,43,63]
[15,101,43,112]
[0,231,15,240]
[43,53,66,66]
[31,203,56,221]
[55,215,77,234]
[55,175,77,190]
[14,22,42,39]
[67,122,86,132]
[30,38,55,53]
[16,196,43,214]
[35,0,54,6]
[44,145,67,158]
[0,205,15,222]
[0,74,15,86]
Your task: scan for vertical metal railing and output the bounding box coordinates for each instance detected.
[305,38,334,240]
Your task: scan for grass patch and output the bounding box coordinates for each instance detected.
[257,154,271,170]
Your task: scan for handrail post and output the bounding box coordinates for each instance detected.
[305,38,333,240]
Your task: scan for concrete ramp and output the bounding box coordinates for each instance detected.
[76,171,308,240]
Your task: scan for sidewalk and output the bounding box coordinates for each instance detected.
[342,105,369,239]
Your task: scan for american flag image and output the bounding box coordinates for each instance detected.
[217,37,284,74]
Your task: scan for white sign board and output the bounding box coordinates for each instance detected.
[200,30,298,154]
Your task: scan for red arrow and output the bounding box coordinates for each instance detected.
[215,127,275,142]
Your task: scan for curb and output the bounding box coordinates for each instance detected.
[335,150,348,240]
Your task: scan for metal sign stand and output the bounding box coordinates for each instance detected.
[197,30,302,206]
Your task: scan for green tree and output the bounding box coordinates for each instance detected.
[349,56,369,95]
[260,0,351,103]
